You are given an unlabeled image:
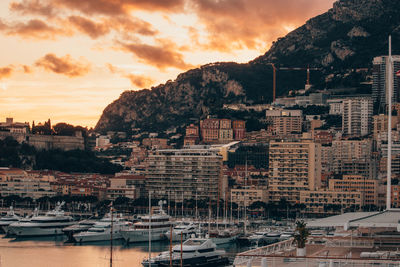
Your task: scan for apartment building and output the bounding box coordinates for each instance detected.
[0,168,56,198]
[265,109,303,135]
[328,175,378,206]
[372,55,400,111]
[200,118,245,143]
[391,184,400,208]
[300,190,362,214]
[373,114,398,140]
[332,139,374,176]
[107,176,138,200]
[145,147,225,201]
[342,97,373,137]
[230,186,268,206]
[268,140,321,204]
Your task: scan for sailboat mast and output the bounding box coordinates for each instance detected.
[224,191,227,229]
[110,204,113,267]
[244,159,247,235]
[216,190,219,230]
[148,192,152,267]
[230,192,233,224]
[195,191,198,219]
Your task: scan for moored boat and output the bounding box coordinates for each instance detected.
[165,222,197,242]
[121,201,172,243]
[72,213,129,243]
[142,238,229,267]
[0,206,21,234]
[8,202,74,237]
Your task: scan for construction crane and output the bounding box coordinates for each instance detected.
[268,64,321,102]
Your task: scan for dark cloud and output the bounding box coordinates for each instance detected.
[35,54,91,77]
[4,19,69,39]
[10,0,57,17]
[106,63,154,88]
[68,16,110,39]
[190,0,335,51]
[119,40,193,70]
[0,66,14,80]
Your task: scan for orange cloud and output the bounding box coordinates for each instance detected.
[190,0,335,51]
[68,16,110,39]
[125,73,155,88]
[35,54,91,77]
[53,0,185,15]
[7,1,158,40]
[119,40,193,70]
[10,0,56,17]
[106,63,154,88]
[22,65,33,73]
[111,17,157,36]
[0,66,14,80]
[4,19,69,39]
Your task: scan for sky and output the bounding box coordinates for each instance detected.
[0,0,336,128]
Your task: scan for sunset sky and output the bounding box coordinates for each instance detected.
[0,0,335,128]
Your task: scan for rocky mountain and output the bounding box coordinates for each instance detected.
[96,0,400,133]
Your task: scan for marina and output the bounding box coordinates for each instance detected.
[0,233,246,267]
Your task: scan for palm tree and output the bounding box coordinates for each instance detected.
[294,220,310,256]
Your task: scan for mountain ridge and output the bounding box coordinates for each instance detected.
[95,0,400,134]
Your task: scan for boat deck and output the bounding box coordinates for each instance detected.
[233,236,400,267]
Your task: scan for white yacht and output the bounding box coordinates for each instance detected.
[142,238,229,267]
[165,222,197,242]
[62,219,97,235]
[73,213,129,243]
[246,230,269,244]
[0,206,21,233]
[279,230,294,240]
[208,228,240,245]
[265,231,281,240]
[121,201,172,243]
[8,202,74,237]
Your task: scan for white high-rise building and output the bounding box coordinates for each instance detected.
[372,55,400,111]
[342,97,373,137]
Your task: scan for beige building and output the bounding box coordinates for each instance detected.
[145,147,225,201]
[328,175,378,206]
[0,168,56,199]
[230,186,268,206]
[107,177,137,200]
[268,140,321,204]
[265,109,302,135]
[300,190,362,214]
[332,139,374,176]
[373,114,398,140]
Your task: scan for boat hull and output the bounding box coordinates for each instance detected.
[143,256,229,267]
[9,224,73,237]
[211,235,238,245]
[122,228,168,243]
[166,231,196,242]
[73,232,123,243]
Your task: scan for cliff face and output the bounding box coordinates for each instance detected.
[96,0,400,133]
[96,65,248,132]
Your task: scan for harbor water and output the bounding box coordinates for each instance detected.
[0,235,246,267]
